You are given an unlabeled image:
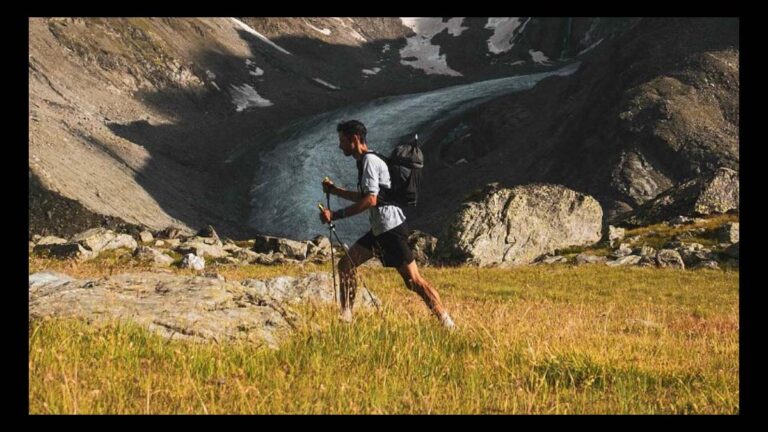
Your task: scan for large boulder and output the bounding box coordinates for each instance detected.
[615,167,739,227]
[438,183,603,266]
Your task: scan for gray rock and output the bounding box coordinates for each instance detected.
[574,253,608,265]
[614,167,739,227]
[306,235,332,263]
[678,249,714,267]
[694,168,739,215]
[133,246,175,267]
[139,230,154,243]
[716,222,739,244]
[253,235,308,260]
[32,234,42,243]
[638,255,657,267]
[181,253,205,270]
[158,226,182,240]
[606,255,642,266]
[693,260,720,270]
[232,248,261,264]
[154,240,166,247]
[635,246,657,257]
[71,228,138,254]
[607,225,625,247]
[176,240,228,259]
[438,183,603,266]
[656,249,685,269]
[29,271,74,289]
[612,243,634,258]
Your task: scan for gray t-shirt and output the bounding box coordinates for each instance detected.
[359,153,406,236]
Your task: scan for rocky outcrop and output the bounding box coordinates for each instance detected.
[29,271,378,348]
[438,183,603,266]
[615,167,739,227]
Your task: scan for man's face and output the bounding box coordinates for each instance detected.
[338,132,354,156]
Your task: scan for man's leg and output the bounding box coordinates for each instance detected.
[396,260,455,328]
[338,243,373,320]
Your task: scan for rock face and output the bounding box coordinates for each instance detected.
[29,271,378,348]
[412,18,738,236]
[616,168,739,227]
[438,183,603,266]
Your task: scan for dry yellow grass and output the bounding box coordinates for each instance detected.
[28,258,738,414]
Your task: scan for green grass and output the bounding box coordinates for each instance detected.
[29,261,739,414]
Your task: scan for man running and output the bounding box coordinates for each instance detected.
[319,120,456,329]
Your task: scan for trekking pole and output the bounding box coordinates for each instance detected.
[318,204,383,315]
[324,179,338,305]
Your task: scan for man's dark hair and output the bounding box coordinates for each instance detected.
[337,120,367,143]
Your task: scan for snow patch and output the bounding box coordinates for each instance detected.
[382,44,390,53]
[313,78,340,90]
[398,17,467,76]
[229,84,273,111]
[245,59,264,77]
[508,60,527,66]
[529,49,552,65]
[362,67,382,75]
[485,17,530,54]
[230,18,293,56]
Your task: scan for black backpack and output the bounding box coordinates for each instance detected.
[357,135,423,207]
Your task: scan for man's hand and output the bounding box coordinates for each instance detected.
[319,208,333,224]
[322,178,335,195]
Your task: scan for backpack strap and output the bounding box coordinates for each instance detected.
[357,151,392,206]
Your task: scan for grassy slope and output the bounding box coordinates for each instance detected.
[29,258,738,414]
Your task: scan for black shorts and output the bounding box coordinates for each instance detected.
[355,222,414,268]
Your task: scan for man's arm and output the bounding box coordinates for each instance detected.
[320,193,377,224]
[329,185,363,202]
